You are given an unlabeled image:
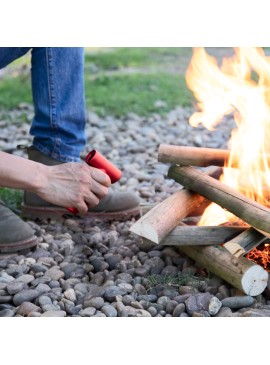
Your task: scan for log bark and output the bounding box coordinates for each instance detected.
[168,165,270,237]
[177,244,268,296]
[223,227,267,257]
[130,189,205,244]
[158,144,230,166]
[130,166,221,244]
[158,144,270,167]
[159,226,246,246]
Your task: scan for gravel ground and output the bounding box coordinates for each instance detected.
[1,104,270,317]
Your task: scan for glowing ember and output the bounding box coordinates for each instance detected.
[246,243,270,272]
[186,47,270,226]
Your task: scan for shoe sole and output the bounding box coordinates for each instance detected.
[0,235,38,254]
[21,203,140,221]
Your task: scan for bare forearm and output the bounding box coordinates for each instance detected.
[0,151,111,214]
[0,152,45,191]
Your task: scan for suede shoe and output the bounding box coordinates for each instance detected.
[0,201,37,253]
[21,147,140,220]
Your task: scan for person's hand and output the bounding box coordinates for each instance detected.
[35,162,111,214]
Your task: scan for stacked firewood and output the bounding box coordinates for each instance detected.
[130,144,270,296]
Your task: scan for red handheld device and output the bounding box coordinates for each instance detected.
[67,150,122,214]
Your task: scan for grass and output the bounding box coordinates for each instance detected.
[85,72,192,117]
[85,47,192,70]
[145,272,210,294]
[0,188,23,214]
[0,47,193,116]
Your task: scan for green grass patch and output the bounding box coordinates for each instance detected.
[0,48,193,116]
[85,72,192,117]
[0,188,23,213]
[0,74,32,109]
[85,47,192,71]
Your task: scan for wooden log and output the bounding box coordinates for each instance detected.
[130,189,205,244]
[168,165,270,237]
[159,226,246,246]
[130,166,222,244]
[158,144,270,168]
[158,144,230,166]
[223,227,268,257]
[177,244,268,296]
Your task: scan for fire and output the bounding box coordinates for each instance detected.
[186,48,270,226]
[246,243,270,272]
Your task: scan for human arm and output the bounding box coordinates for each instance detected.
[0,151,111,214]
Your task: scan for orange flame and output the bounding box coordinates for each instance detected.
[186,48,270,226]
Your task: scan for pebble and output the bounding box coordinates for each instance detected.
[172,303,186,317]
[44,268,65,281]
[41,311,66,317]
[0,309,15,317]
[6,281,26,295]
[13,289,40,306]
[208,296,222,316]
[221,296,255,310]
[101,304,118,317]
[79,307,96,317]
[15,274,35,284]
[16,302,41,316]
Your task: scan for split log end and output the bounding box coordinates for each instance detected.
[241,265,268,296]
[129,222,159,244]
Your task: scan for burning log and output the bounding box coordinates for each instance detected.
[223,227,268,257]
[177,244,268,296]
[159,226,246,246]
[158,144,270,168]
[168,165,270,237]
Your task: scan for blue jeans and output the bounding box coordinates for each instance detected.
[0,47,86,162]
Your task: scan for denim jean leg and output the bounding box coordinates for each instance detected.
[0,48,31,69]
[30,47,86,162]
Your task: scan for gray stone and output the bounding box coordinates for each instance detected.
[148,306,158,316]
[38,295,52,306]
[157,296,170,308]
[101,304,118,317]
[174,294,191,303]
[84,297,104,309]
[42,304,61,312]
[0,296,12,304]
[31,264,47,273]
[83,284,105,302]
[16,302,41,316]
[44,268,65,281]
[143,257,165,275]
[173,303,186,317]
[41,311,66,317]
[0,309,15,317]
[6,281,27,295]
[135,309,151,317]
[64,288,77,302]
[13,289,40,306]
[209,296,222,316]
[215,307,234,317]
[79,307,96,317]
[15,274,35,284]
[117,283,133,293]
[104,286,127,302]
[106,255,122,270]
[136,294,157,302]
[185,293,213,316]
[74,283,90,295]
[221,296,255,310]
[165,300,178,315]
[35,283,51,293]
